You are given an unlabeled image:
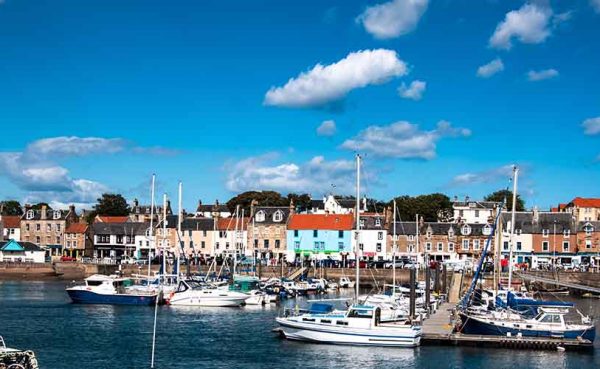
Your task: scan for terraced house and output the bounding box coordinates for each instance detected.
[20,205,78,258]
[248,205,290,261]
[576,221,600,266]
[286,213,354,263]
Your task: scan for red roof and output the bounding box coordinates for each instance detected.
[66,223,88,234]
[570,198,600,208]
[1,216,20,228]
[95,216,129,223]
[217,217,249,231]
[288,214,354,230]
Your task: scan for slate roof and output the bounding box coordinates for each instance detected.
[500,212,576,234]
[196,204,230,213]
[310,200,325,210]
[577,221,600,232]
[21,209,71,221]
[387,222,493,237]
[359,214,385,230]
[453,200,502,209]
[288,214,354,230]
[335,197,357,209]
[251,207,290,225]
[157,216,216,231]
[92,222,148,236]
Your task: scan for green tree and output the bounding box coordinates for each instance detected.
[389,193,453,222]
[31,202,52,210]
[287,193,312,213]
[1,200,23,216]
[484,190,525,211]
[226,191,288,214]
[85,193,130,223]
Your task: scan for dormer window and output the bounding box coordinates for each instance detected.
[255,211,265,222]
[482,224,492,236]
[53,210,61,220]
[26,210,34,220]
[359,219,365,228]
[542,229,549,237]
[584,224,594,236]
[515,229,522,236]
[563,229,570,237]
[375,218,381,227]
[460,224,471,236]
[448,228,455,237]
[273,210,283,222]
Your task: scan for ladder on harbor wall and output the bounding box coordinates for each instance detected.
[287,267,307,280]
[448,271,463,304]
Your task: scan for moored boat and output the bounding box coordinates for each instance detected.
[166,280,248,307]
[66,274,158,305]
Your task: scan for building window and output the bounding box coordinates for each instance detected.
[73,241,77,248]
[226,242,230,249]
[359,243,364,250]
[254,239,258,248]
[377,232,383,240]
[275,240,281,249]
[562,241,569,252]
[585,240,591,249]
[503,241,509,251]
[448,228,455,238]
[482,224,492,236]
[585,225,593,236]
[437,242,443,252]
[542,241,549,251]
[320,241,325,250]
[448,243,454,252]
[98,235,110,243]
[515,229,522,236]
[53,210,61,220]
[542,229,549,237]
[426,242,432,251]
[66,241,71,248]
[338,242,344,251]
[314,241,319,250]
[216,242,220,249]
[459,210,464,217]
[338,230,343,238]
[201,241,205,249]
[188,230,192,237]
[116,235,124,244]
[408,244,415,253]
[26,224,30,231]
[359,219,365,228]
[313,230,318,238]
[474,210,480,217]
[563,229,570,238]
[255,211,265,222]
[263,240,269,249]
[294,241,300,249]
[516,242,522,251]
[56,224,61,232]
[473,240,480,250]
[203,230,207,237]
[294,230,299,237]
[408,235,414,241]
[376,243,382,252]
[462,240,469,251]
[273,211,283,222]
[219,231,226,238]
[375,218,381,227]
[36,224,41,231]
[26,210,34,220]
[46,224,52,232]
[36,236,40,244]
[461,225,471,236]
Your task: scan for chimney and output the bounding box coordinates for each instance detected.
[69,204,75,214]
[533,206,539,223]
[289,198,295,215]
[41,205,47,220]
[250,199,258,217]
[133,198,139,207]
[465,195,470,202]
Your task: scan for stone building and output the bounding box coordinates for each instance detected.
[63,222,93,259]
[20,205,78,258]
[248,205,291,261]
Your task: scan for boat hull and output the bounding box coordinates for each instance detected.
[459,313,596,342]
[66,289,157,306]
[276,318,421,347]
[167,294,247,307]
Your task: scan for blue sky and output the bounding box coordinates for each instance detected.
[0,0,599,211]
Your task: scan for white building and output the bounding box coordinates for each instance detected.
[453,199,501,224]
[310,195,367,215]
[499,212,534,266]
[195,200,231,218]
[0,240,45,263]
[1,216,22,241]
[353,215,387,261]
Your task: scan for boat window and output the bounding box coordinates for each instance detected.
[87,280,103,286]
[320,320,331,324]
[348,309,373,319]
[526,325,532,328]
[176,283,189,293]
[302,318,316,322]
[539,315,554,323]
[336,321,348,326]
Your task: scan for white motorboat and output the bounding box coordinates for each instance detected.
[166,280,248,307]
[66,274,158,305]
[1,336,39,369]
[339,277,355,289]
[276,303,421,347]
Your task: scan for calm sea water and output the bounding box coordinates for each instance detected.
[0,280,598,369]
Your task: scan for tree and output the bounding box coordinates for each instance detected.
[226,191,288,214]
[287,193,312,213]
[31,202,51,210]
[85,193,130,223]
[484,190,525,211]
[1,200,23,216]
[389,193,453,222]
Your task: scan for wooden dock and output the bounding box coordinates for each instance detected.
[421,302,594,351]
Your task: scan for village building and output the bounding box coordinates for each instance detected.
[248,205,291,261]
[1,215,21,241]
[20,205,78,259]
[92,222,148,261]
[195,200,231,218]
[0,240,45,263]
[63,223,93,259]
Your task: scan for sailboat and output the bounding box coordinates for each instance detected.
[275,155,422,347]
[458,167,596,342]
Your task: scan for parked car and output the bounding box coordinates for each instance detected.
[384,261,404,269]
[368,260,386,269]
[120,256,140,265]
[60,255,76,262]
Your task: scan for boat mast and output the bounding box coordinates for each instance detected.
[393,199,397,296]
[177,181,183,284]
[162,193,167,282]
[355,154,361,304]
[507,166,518,291]
[148,174,156,277]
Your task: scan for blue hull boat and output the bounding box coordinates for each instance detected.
[67,289,157,305]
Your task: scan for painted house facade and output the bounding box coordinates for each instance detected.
[286,214,354,261]
[1,215,21,241]
[92,222,148,261]
[129,198,172,223]
[565,198,600,222]
[63,223,93,259]
[577,221,600,266]
[453,199,500,224]
[195,200,231,218]
[215,217,248,257]
[0,240,45,263]
[354,214,387,261]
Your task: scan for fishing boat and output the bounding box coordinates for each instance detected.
[276,154,422,347]
[66,274,158,305]
[0,336,39,369]
[166,280,248,307]
[229,275,269,305]
[276,303,421,347]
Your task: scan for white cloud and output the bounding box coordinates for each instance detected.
[225,153,373,195]
[449,165,516,186]
[357,0,429,39]
[25,136,125,157]
[317,120,337,136]
[398,80,426,100]
[264,49,408,108]
[592,0,600,13]
[582,117,600,135]
[489,3,553,50]
[476,58,504,78]
[527,68,559,81]
[340,120,471,159]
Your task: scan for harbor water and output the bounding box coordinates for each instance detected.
[1,280,599,369]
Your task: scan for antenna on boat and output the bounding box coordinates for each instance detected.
[355,154,361,305]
